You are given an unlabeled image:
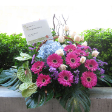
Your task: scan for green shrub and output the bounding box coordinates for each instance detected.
[0,33,31,71]
[81,28,112,75]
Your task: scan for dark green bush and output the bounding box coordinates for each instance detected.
[0,33,31,72]
[81,28,112,75]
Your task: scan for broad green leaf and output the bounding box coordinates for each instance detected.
[26,92,39,108]
[17,66,32,83]
[98,77,111,87]
[15,52,32,61]
[23,61,29,69]
[0,68,22,90]
[1,78,17,87]
[45,89,54,103]
[59,87,90,112]
[19,82,37,97]
[37,93,45,107]
[25,92,46,108]
[8,80,22,90]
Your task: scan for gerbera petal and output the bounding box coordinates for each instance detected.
[31,61,44,74]
[66,52,80,69]
[36,74,51,88]
[58,70,74,87]
[81,71,97,89]
[64,45,76,53]
[85,59,98,71]
[47,53,63,68]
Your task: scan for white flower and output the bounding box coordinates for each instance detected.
[55,49,64,56]
[80,56,86,63]
[15,52,32,61]
[82,41,87,46]
[92,50,99,57]
[80,35,84,41]
[71,32,77,39]
[74,35,81,42]
[59,64,67,71]
[58,36,65,43]
[64,25,69,31]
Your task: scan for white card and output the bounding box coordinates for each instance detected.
[22,19,53,45]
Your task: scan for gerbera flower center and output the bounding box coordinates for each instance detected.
[87,77,91,82]
[37,66,40,69]
[53,59,57,63]
[71,58,75,63]
[68,49,73,52]
[64,76,68,80]
[42,79,46,82]
[89,64,93,67]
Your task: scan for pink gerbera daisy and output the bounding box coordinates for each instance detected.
[64,45,76,53]
[74,49,88,57]
[85,59,98,71]
[58,70,74,87]
[47,53,63,68]
[81,71,97,89]
[31,61,44,74]
[36,73,51,88]
[66,52,81,69]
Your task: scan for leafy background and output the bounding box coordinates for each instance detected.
[81,28,112,76]
[0,33,31,72]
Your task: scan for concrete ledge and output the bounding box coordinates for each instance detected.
[0,87,112,112]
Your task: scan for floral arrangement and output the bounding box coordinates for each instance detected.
[0,17,112,112]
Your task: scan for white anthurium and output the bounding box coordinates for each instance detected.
[15,52,32,61]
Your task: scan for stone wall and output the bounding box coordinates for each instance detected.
[0,87,112,112]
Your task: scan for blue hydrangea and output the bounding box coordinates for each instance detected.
[37,40,63,60]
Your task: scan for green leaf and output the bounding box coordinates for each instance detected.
[19,82,37,97]
[25,91,46,108]
[59,87,90,112]
[1,78,17,87]
[23,61,29,69]
[8,80,22,90]
[98,77,111,87]
[103,74,112,83]
[17,66,32,83]
[37,93,45,107]
[15,52,32,61]
[26,92,39,108]
[0,68,22,90]
[45,89,54,103]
